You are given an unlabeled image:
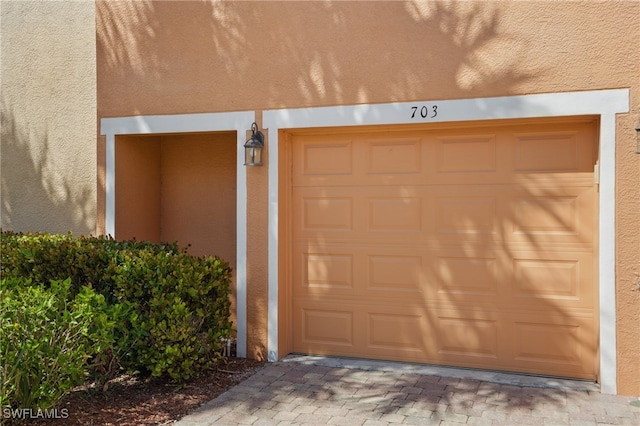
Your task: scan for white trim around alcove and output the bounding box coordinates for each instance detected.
[100,110,255,358]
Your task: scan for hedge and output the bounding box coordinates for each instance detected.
[0,278,102,410]
[0,231,233,410]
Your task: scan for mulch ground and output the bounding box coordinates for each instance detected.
[7,358,265,426]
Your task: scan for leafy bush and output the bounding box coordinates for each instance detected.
[0,232,181,302]
[112,249,232,380]
[0,231,233,385]
[0,278,109,410]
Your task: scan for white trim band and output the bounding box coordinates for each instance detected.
[264,89,629,394]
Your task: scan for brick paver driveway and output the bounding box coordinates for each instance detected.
[176,355,640,425]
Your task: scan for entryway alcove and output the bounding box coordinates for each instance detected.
[115,131,236,264]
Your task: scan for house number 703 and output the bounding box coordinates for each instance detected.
[410,105,438,119]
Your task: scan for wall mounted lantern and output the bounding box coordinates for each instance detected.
[244,122,265,166]
[636,122,640,154]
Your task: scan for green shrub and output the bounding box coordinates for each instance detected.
[0,231,181,302]
[110,248,232,380]
[0,231,233,383]
[74,286,135,385]
[0,278,109,410]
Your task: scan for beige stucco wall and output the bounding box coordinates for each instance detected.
[1,1,97,234]
[115,132,237,260]
[96,0,640,394]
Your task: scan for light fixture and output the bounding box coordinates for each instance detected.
[636,122,640,154]
[244,122,265,166]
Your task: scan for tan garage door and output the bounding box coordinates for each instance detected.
[290,118,597,379]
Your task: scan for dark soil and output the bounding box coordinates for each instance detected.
[10,358,265,426]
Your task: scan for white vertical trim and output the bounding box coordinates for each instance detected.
[598,113,618,395]
[100,111,255,358]
[267,127,279,362]
[236,130,248,358]
[105,133,115,237]
[264,89,629,393]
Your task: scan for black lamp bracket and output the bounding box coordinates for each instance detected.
[250,122,264,145]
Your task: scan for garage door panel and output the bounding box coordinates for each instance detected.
[295,244,593,309]
[295,134,430,187]
[510,313,595,378]
[367,254,425,293]
[435,196,496,235]
[434,255,500,298]
[296,138,354,177]
[300,307,354,347]
[362,302,433,360]
[294,187,421,235]
[294,189,430,245]
[300,196,353,231]
[509,186,594,244]
[296,244,429,297]
[513,322,582,363]
[368,196,423,232]
[290,119,597,379]
[294,301,432,360]
[301,252,354,290]
[293,245,360,296]
[435,134,498,173]
[295,184,596,246]
[293,303,595,377]
[513,130,593,173]
[366,138,423,175]
[297,245,502,302]
[364,247,494,302]
[365,189,429,238]
[510,251,594,308]
[435,315,500,360]
[512,195,580,236]
[293,123,594,185]
[367,312,426,352]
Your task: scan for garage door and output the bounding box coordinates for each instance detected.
[290,119,597,379]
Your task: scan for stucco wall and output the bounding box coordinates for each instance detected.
[96,0,640,394]
[96,0,639,115]
[161,133,237,257]
[1,0,96,234]
[115,134,161,242]
[115,132,237,260]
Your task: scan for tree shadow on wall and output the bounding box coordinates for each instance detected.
[263,0,538,104]
[96,0,538,114]
[0,101,94,234]
[95,0,550,366]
